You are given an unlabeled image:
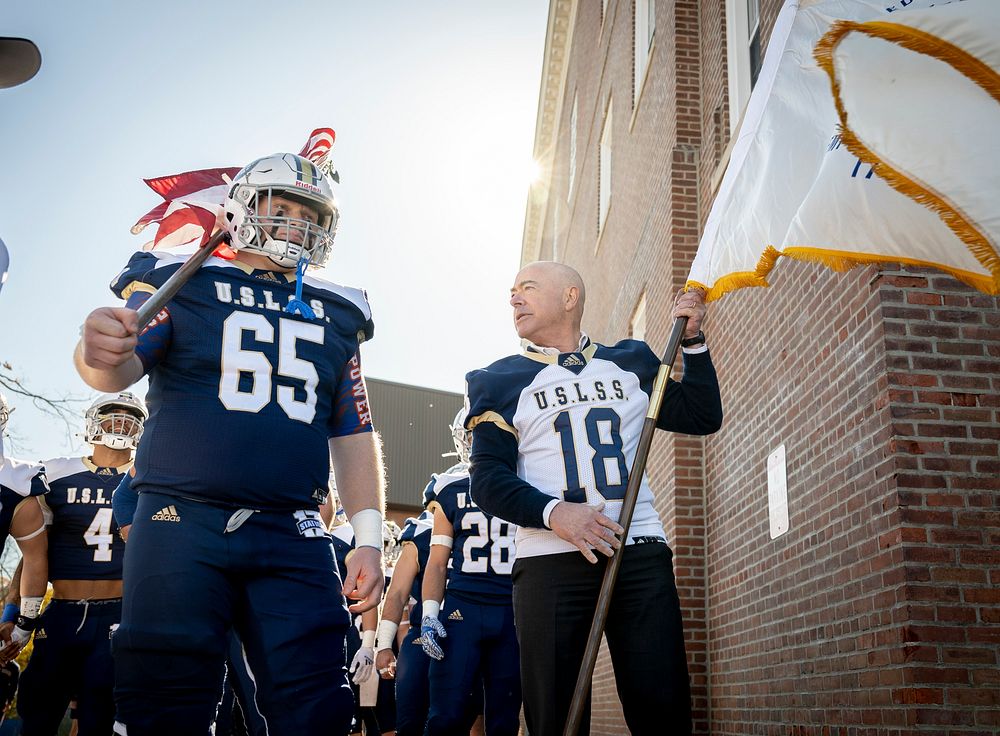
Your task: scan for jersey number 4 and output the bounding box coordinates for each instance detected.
[553,407,629,503]
[84,508,114,562]
[219,312,324,423]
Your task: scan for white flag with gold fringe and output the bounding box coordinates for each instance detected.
[688,0,1000,300]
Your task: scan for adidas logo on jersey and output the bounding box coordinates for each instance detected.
[151,505,181,522]
[97,467,115,476]
[560,353,585,367]
[448,609,463,621]
[33,628,46,639]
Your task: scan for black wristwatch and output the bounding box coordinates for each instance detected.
[680,330,706,348]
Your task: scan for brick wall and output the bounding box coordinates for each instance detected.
[528,0,999,732]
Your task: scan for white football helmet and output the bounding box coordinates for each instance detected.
[84,393,148,451]
[224,152,339,269]
[449,406,472,465]
[383,520,402,565]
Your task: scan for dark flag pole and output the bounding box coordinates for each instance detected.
[135,231,229,329]
[562,314,689,736]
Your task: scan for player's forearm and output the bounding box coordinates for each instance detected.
[361,606,378,633]
[420,556,448,606]
[3,561,23,606]
[381,575,413,625]
[329,432,386,519]
[656,350,724,435]
[17,543,48,599]
[470,423,552,529]
[73,342,144,392]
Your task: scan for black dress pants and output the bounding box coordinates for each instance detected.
[512,542,692,736]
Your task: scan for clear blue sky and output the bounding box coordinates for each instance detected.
[0,1,547,460]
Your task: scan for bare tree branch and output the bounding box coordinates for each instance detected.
[1,361,89,449]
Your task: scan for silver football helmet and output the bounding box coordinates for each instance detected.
[223,153,339,269]
[84,392,148,451]
[383,520,402,565]
[449,406,472,465]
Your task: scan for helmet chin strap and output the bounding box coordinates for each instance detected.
[284,256,316,320]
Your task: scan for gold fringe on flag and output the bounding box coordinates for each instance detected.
[813,19,1000,292]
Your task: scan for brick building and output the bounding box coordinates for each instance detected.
[523,1,1000,733]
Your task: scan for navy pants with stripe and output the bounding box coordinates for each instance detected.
[18,598,120,735]
[394,626,430,736]
[425,593,519,736]
[113,492,353,736]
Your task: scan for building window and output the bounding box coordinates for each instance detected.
[726,0,763,133]
[568,93,578,200]
[599,100,613,235]
[634,0,655,107]
[630,291,647,341]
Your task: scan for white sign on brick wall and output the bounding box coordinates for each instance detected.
[767,444,789,539]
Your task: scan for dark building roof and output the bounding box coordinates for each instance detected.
[366,377,464,511]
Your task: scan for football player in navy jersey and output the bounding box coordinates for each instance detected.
[465,261,723,736]
[74,151,386,736]
[373,469,441,735]
[0,392,51,664]
[420,408,521,736]
[16,392,145,736]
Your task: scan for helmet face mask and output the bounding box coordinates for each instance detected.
[85,393,147,452]
[449,407,472,466]
[224,154,339,270]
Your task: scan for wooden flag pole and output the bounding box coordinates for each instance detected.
[135,231,229,330]
[562,314,688,736]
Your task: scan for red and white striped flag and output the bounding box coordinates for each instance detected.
[299,127,336,167]
[132,127,339,252]
[131,167,240,251]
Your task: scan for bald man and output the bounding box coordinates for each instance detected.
[463,261,723,736]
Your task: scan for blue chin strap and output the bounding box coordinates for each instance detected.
[284,256,316,319]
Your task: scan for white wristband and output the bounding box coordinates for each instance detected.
[21,596,43,619]
[422,600,441,620]
[430,534,453,549]
[375,620,398,650]
[351,509,383,550]
[361,629,376,649]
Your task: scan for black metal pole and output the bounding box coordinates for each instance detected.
[135,231,229,330]
[562,315,689,736]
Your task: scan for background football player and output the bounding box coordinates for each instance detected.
[420,408,521,736]
[0,391,50,665]
[16,392,145,735]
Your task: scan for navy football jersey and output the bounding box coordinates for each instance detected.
[39,458,128,580]
[110,251,375,510]
[399,511,433,628]
[0,459,49,540]
[436,472,516,602]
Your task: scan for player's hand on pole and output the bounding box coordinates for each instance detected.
[548,501,624,564]
[79,307,139,370]
[343,546,384,614]
[420,615,447,661]
[672,287,707,338]
[375,647,396,679]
